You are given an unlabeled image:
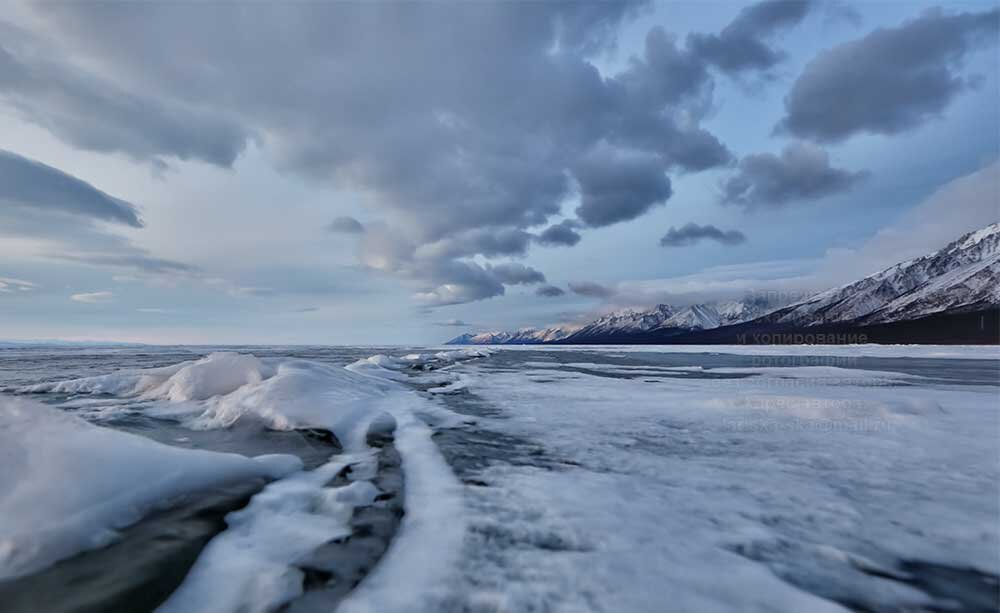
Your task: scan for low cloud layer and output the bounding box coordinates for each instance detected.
[660,223,747,247]
[0,150,263,294]
[0,149,142,227]
[536,285,566,298]
[70,291,114,303]
[0,277,36,293]
[569,281,615,299]
[433,319,472,327]
[536,220,582,247]
[721,142,867,208]
[327,216,365,234]
[778,7,1000,142]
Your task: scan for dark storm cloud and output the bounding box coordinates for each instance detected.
[778,8,1000,142]
[536,285,567,298]
[21,1,807,305]
[327,216,365,234]
[573,149,672,228]
[0,27,248,167]
[689,0,815,74]
[0,149,142,226]
[721,142,868,208]
[569,281,615,299]
[659,223,747,247]
[536,220,582,247]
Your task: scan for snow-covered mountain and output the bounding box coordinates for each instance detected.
[446,223,1000,345]
[564,299,781,341]
[764,222,1000,327]
[446,298,779,345]
[447,324,581,345]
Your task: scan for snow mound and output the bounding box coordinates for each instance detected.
[150,353,276,402]
[0,397,302,580]
[21,352,276,402]
[188,359,401,449]
[22,354,403,451]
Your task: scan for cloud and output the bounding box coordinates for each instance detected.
[0,149,142,226]
[55,253,196,274]
[777,7,1000,142]
[688,0,816,74]
[536,220,582,247]
[359,224,542,306]
[415,229,533,261]
[70,291,114,303]
[573,147,673,227]
[433,319,472,327]
[0,149,204,282]
[0,24,248,167]
[229,286,276,297]
[0,277,36,293]
[19,3,781,306]
[536,284,566,298]
[327,216,365,234]
[660,223,747,247]
[569,281,615,299]
[0,150,271,296]
[489,263,546,286]
[721,142,867,208]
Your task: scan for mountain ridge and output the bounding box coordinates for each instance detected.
[447,223,1000,345]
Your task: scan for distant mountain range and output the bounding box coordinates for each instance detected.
[448,223,1000,345]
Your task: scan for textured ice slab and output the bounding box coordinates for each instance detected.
[158,453,375,613]
[0,397,301,581]
[18,350,469,612]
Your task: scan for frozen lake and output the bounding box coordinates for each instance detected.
[1,344,998,612]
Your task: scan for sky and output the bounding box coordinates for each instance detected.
[0,0,998,345]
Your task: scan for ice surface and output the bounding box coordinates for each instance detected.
[486,343,1000,359]
[437,350,1000,612]
[0,397,301,580]
[13,345,997,612]
[346,347,494,382]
